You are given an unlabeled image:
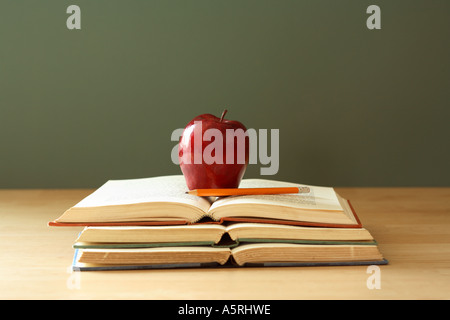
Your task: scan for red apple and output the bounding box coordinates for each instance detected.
[179,110,249,190]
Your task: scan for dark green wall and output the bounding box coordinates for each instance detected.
[1,1,449,188]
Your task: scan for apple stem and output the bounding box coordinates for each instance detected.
[220,109,228,122]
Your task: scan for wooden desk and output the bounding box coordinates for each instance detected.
[1,188,449,299]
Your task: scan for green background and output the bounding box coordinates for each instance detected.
[1,1,449,188]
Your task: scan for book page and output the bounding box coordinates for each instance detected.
[209,179,343,212]
[74,175,212,213]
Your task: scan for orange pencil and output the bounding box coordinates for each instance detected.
[187,186,310,197]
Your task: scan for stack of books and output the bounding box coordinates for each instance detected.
[49,175,387,271]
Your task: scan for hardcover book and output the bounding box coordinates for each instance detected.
[73,223,377,249]
[72,243,387,271]
[49,175,362,228]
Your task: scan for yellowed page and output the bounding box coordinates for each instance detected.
[76,224,227,244]
[210,178,343,212]
[225,223,373,241]
[74,175,211,213]
[78,247,231,265]
[231,243,383,266]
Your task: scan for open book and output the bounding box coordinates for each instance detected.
[72,243,387,271]
[50,175,361,228]
[73,223,376,249]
